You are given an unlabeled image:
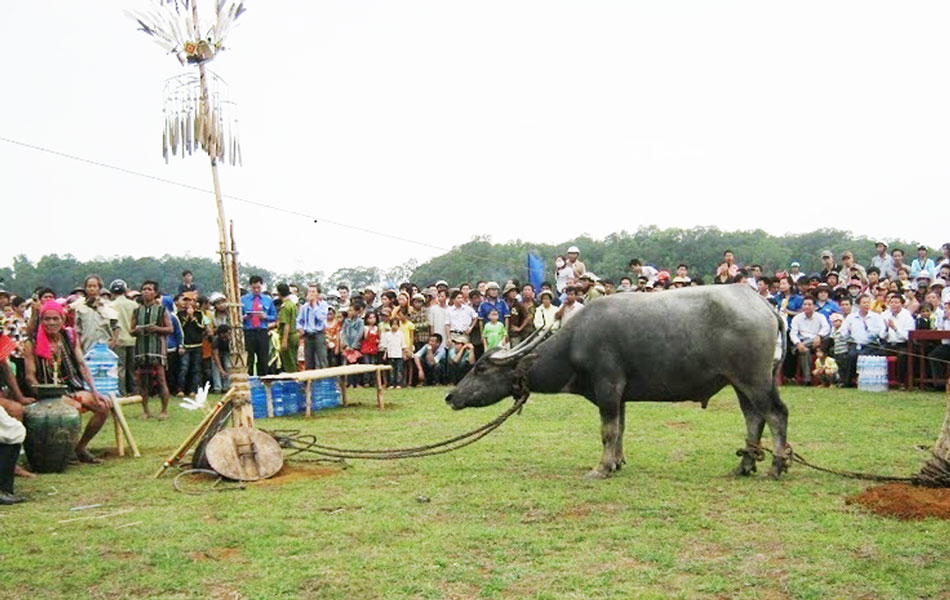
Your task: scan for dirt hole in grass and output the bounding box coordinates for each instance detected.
[254,463,340,486]
[847,484,950,520]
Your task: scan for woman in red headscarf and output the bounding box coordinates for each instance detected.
[22,301,112,464]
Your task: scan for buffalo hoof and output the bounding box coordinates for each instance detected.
[733,460,757,477]
[766,459,789,479]
[584,469,610,480]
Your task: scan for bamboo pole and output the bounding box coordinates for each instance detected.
[264,381,274,418]
[111,397,140,458]
[114,416,124,457]
[934,382,950,462]
[305,380,312,418]
[375,370,383,411]
[153,388,234,478]
[196,51,252,431]
[115,395,144,406]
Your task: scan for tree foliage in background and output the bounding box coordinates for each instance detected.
[410,227,925,286]
[0,227,930,297]
[1,254,276,298]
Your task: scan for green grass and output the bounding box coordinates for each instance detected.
[2,386,949,600]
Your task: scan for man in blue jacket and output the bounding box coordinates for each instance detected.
[241,275,277,376]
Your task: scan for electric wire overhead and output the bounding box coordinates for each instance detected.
[0,135,534,275]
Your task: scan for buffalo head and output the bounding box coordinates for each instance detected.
[445,329,550,410]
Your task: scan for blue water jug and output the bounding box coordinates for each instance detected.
[310,378,341,410]
[281,381,299,415]
[271,382,285,417]
[84,342,118,397]
[250,376,268,419]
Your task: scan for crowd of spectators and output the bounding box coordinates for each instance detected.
[2,242,950,503]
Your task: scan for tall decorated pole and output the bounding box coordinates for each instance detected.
[129,0,253,426]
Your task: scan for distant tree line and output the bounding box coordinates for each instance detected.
[0,227,931,297]
[0,254,280,298]
[409,227,928,286]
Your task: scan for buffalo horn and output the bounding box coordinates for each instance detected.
[488,328,552,364]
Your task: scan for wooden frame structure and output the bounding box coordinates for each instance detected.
[260,364,393,415]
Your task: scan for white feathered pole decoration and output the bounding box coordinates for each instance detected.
[126,0,245,66]
[129,0,244,165]
[128,0,253,429]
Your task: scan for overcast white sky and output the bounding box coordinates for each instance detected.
[2,1,949,276]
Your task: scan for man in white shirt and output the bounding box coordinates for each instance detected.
[839,251,868,286]
[870,241,893,276]
[445,290,478,345]
[628,259,658,284]
[882,292,915,386]
[555,285,584,326]
[427,289,449,350]
[533,289,560,331]
[840,294,887,387]
[566,246,586,277]
[788,262,805,284]
[789,296,831,384]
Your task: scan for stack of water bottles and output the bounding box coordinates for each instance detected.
[84,342,119,397]
[250,377,268,419]
[857,355,889,392]
[248,377,342,419]
[309,379,342,411]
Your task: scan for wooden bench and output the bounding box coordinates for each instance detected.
[260,364,393,416]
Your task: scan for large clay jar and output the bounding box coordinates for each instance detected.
[23,384,82,473]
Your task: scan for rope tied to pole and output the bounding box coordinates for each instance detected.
[749,442,917,483]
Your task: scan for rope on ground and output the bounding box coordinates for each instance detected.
[172,468,248,494]
[263,394,529,460]
[776,444,914,483]
[756,442,950,486]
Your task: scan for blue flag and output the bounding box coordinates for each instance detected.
[527,252,544,293]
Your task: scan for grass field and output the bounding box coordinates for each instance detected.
[2,385,949,600]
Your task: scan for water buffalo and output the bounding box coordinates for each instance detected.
[445,284,789,478]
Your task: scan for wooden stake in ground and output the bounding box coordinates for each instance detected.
[110,394,141,458]
[914,381,950,487]
[934,383,950,460]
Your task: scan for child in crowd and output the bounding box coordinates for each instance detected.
[829,312,849,386]
[916,302,934,331]
[482,308,507,351]
[324,307,341,367]
[377,307,392,367]
[360,311,380,387]
[340,305,364,388]
[383,318,406,388]
[396,313,416,386]
[811,347,838,387]
[210,324,231,393]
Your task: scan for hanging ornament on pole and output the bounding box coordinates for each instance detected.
[128,0,254,427]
